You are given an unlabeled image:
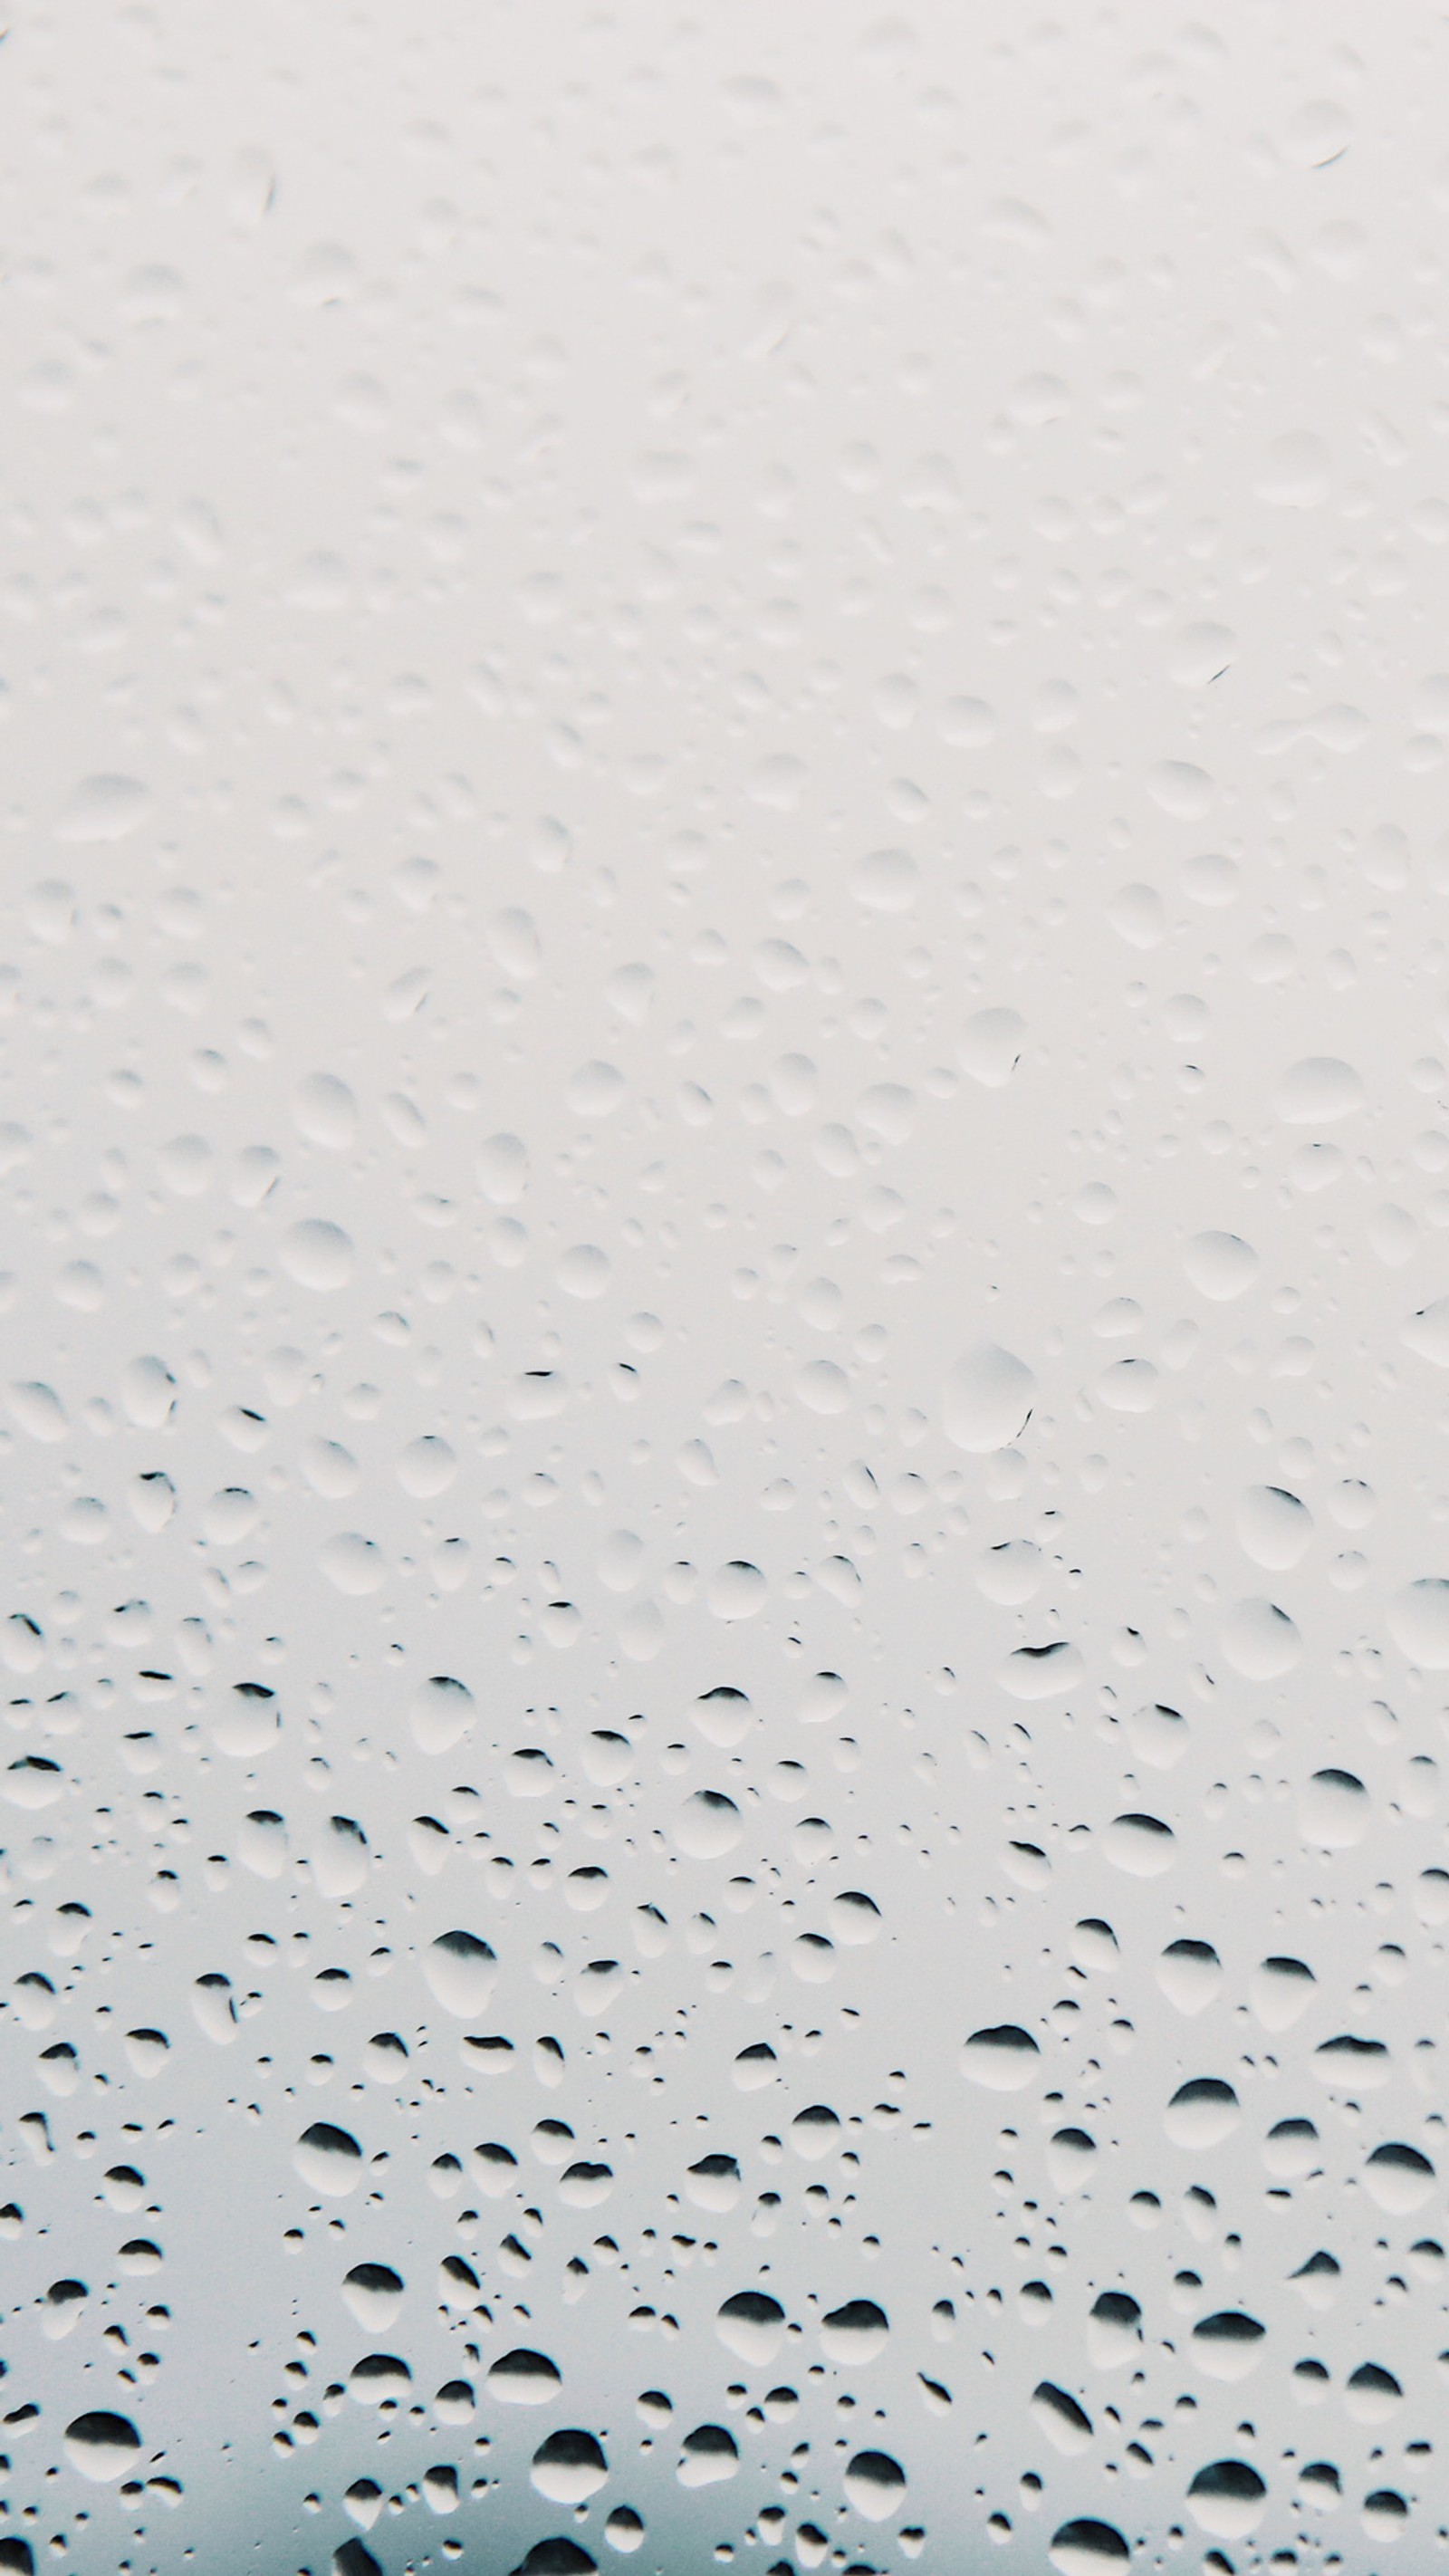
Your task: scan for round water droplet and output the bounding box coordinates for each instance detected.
[1404,1295,1449,1365]
[963,2024,1041,2090]
[319,1532,385,1595]
[341,2264,404,2329]
[1049,2517,1129,2571]
[294,2121,363,2196]
[789,2104,842,2160]
[1389,1578,1449,1668]
[1222,1595,1301,1679]
[512,2542,597,2576]
[1147,759,1214,818]
[424,1930,497,2017]
[556,1243,610,1299]
[692,1686,752,1747]
[293,1072,358,1149]
[1126,1702,1187,1769]
[1262,2118,1319,2178]
[1103,1812,1176,1878]
[1156,1939,1221,2014]
[686,2153,741,2210]
[1045,2127,1097,2194]
[62,2411,141,2482]
[705,1562,765,1621]
[398,1435,457,1497]
[350,2352,411,2407]
[1186,2461,1267,2539]
[1183,1229,1259,1300]
[530,2428,608,2502]
[715,2291,786,2364]
[1086,2294,1141,2371]
[1165,2078,1240,2149]
[677,2423,739,2487]
[1363,2141,1435,2213]
[676,1791,743,1858]
[489,2347,562,2404]
[1191,2313,1267,2381]
[958,1005,1026,1087]
[57,774,151,843]
[820,2300,888,2363]
[409,1674,474,1754]
[843,2448,906,2521]
[1236,1485,1313,1571]
[943,1341,1036,1452]
[280,1217,354,1291]
[212,1682,279,1759]
[1274,1055,1365,1124]
[1345,2361,1402,2423]
[795,1358,849,1415]
[849,848,918,913]
[1299,1768,1368,1850]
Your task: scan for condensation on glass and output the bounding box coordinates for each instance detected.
[0,6,1444,2572]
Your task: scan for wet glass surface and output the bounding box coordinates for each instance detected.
[2,8,1447,2571]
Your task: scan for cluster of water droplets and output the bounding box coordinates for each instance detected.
[4,3,1449,2572]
